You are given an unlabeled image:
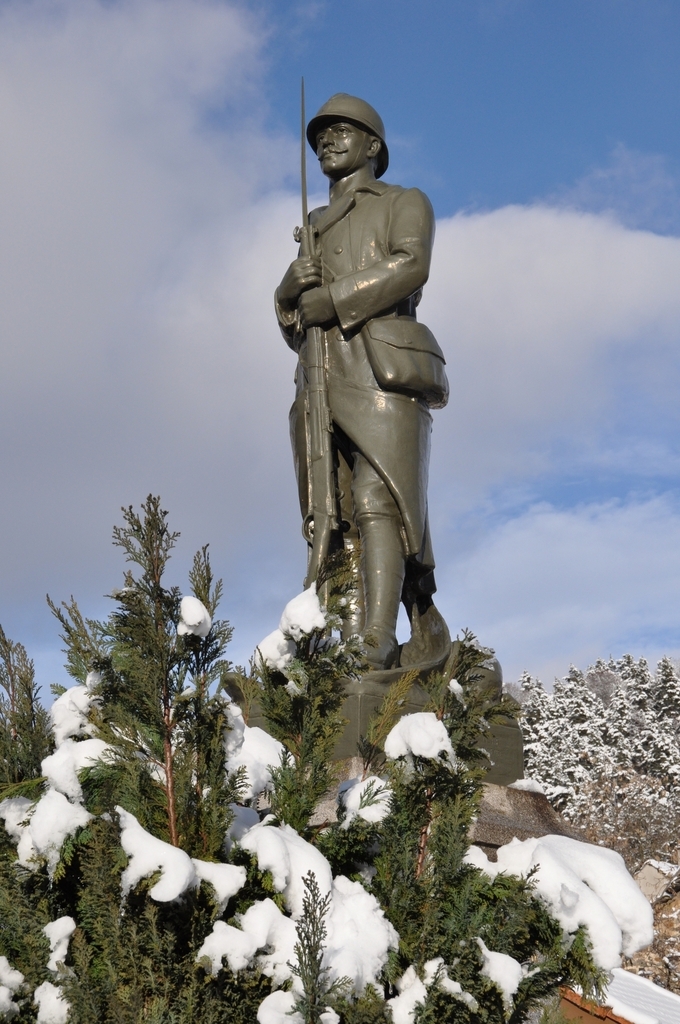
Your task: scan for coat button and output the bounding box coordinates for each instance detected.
[334,245,343,254]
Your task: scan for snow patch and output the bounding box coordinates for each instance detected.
[41,738,111,801]
[279,585,326,640]
[256,585,326,671]
[198,841,396,996]
[84,671,101,691]
[448,678,464,700]
[44,917,76,972]
[230,900,297,984]
[338,776,391,828]
[387,957,479,1023]
[225,803,260,851]
[239,818,332,918]
[30,790,92,874]
[0,796,36,865]
[476,938,523,1007]
[177,596,212,637]
[256,629,296,672]
[508,778,545,794]
[197,898,297,984]
[192,859,247,915]
[423,958,477,1008]
[117,807,245,908]
[257,990,302,1024]
[34,982,69,1024]
[387,966,427,1024]
[604,998,657,1024]
[325,875,398,990]
[0,956,24,1019]
[607,966,680,1024]
[50,685,96,746]
[118,806,197,901]
[224,702,246,757]
[0,958,23,992]
[225,704,285,800]
[385,712,456,763]
[2,789,93,875]
[0,987,20,1019]
[466,834,653,970]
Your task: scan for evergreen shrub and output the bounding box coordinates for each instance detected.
[0,498,604,1023]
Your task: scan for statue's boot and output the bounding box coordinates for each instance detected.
[357,513,406,670]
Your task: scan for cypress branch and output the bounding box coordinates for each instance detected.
[290,871,350,1024]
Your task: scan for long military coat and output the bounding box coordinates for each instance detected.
[276,178,441,579]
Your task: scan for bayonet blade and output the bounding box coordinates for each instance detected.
[301,76,308,227]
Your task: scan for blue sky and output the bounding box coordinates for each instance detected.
[2,0,680,693]
[263,0,680,222]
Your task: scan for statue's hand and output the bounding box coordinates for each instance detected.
[277,257,322,309]
[298,286,336,330]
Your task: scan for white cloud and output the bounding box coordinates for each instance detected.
[0,0,268,390]
[2,0,680,686]
[0,0,303,662]
[438,495,680,684]
[422,204,680,509]
[552,143,680,235]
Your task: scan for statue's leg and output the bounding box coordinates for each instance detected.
[397,515,451,668]
[352,454,406,670]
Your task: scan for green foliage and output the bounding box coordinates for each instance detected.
[58,817,270,1024]
[257,551,365,834]
[248,589,606,1023]
[371,635,517,936]
[0,625,52,792]
[0,503,606,1024]
[0,498,272,1022]
[358,672,416,776]
[361,636,606,1022]
[291,871,350,1023]
[316,795,384,881]
[0,847,52,1005]
[333,985,389,1024]
[50,497,240,856]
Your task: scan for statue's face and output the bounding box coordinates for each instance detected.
[315,121,381,181]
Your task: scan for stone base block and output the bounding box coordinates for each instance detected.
[471,783,581,859]
[244,674,525,786]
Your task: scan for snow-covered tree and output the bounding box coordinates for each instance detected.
[652,656,680,742]
[0,498,651,1023]
[607,656,680,785]
[522,673,597,815]
[518,655,680,869]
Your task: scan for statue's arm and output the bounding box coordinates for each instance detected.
[274,208,328,350]
[328,188,435,333]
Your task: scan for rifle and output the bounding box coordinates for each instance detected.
[296,78,338,589]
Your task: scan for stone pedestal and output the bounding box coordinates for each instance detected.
[240,637,525,787]
[308,775,578,847]
[471,783,581,859]
[327,674,524,785]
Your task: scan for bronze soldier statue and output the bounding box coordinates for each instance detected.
[275,93,450,673]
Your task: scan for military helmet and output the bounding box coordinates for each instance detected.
[306,93,389,178]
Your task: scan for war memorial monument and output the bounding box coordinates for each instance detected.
[251,89,524,785]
